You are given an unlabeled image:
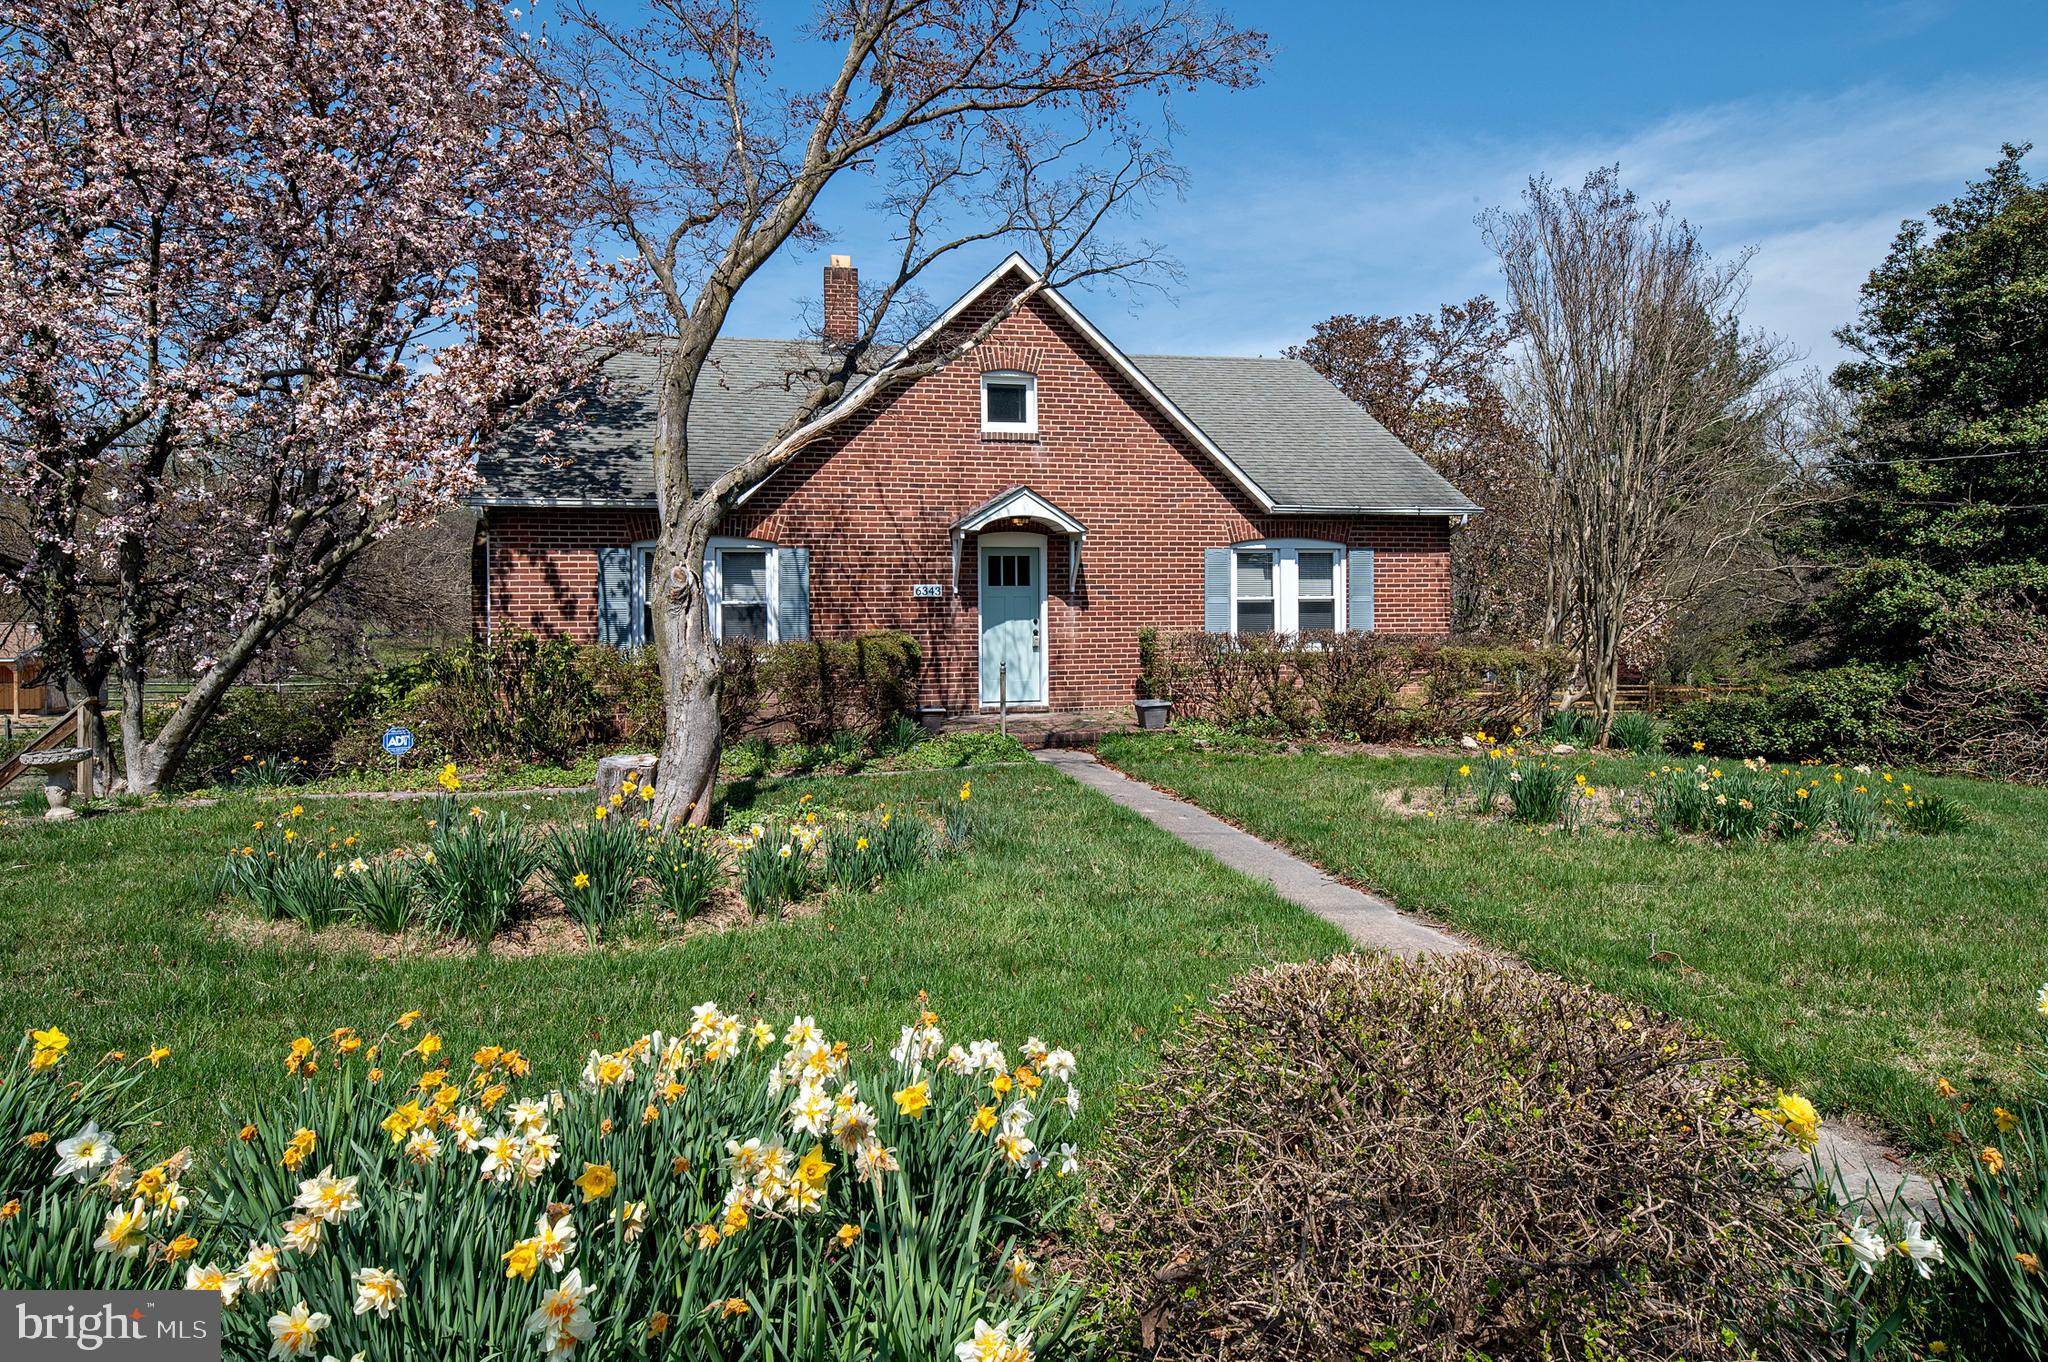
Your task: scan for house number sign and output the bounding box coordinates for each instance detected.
[910,584,943,598]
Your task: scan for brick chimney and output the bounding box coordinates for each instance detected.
[823,254,857,346]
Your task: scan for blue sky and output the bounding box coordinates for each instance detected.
[668,1,2047,371]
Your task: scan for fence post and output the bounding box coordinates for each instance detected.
[999,662,1008,737]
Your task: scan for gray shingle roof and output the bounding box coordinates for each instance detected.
[476,339,1480,516]
[1126,354,1478,514]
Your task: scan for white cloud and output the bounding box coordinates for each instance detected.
[1063,76,2048,367]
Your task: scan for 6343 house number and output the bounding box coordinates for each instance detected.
[910,584,943,598]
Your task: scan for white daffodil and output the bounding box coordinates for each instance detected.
[405,1127,442,1164]
[291,1166,362,1224]
[532,1212,577,1272]
[1056,1142,1081,1177]
[93,1199,149,1259]
[523,1268,595,1357]
[53,1121,120,1181]
[240,1241,283,1293]
[266,1301,331,1359]
[351,1266,405,1318]
[786,1084,832,1138]
[1838,1219,1887,1274]
[183,1262,244,1307]
[281,1214,324,1257]
[1897,1220,1945,1279]
[1040,1048,1076,1083]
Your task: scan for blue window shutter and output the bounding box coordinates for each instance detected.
[777,547,810,642]
[596,547,633,645]
[1203,548,1232,633]
[1348,548,1375,631]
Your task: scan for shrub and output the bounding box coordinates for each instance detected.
[1081,953,1827,1362]
[543,805,644,943]
[416,804,540,943]
[1155,632,1569,741]
[181,687,348,789]
[1888,594,2048,785]
[1666,665,1909,762]
[750,632,922,743]
[4,1005,1087,1360]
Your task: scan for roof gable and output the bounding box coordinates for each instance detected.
[475,256,1480,518]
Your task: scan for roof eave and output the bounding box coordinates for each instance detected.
[474,496,661,510]
[1268,503,1482,517]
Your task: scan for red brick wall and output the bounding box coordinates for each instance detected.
[479,290,1453,709]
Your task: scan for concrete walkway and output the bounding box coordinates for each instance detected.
[1034,747,1938,1214]
[1034,748,1464,958]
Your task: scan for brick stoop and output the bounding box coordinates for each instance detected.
[937,705,1133,749]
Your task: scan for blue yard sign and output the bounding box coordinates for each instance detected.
[379,725,416,758]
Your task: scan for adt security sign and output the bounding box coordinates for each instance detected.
[380,726,416,758]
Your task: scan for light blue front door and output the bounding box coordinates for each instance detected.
[979,545,1043,704]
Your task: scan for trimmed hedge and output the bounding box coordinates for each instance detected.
[1146,631,1569,741]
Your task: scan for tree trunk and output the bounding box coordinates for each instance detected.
[118,664,149,792]
[652,631,722,829]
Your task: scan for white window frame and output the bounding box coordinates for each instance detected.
[979,370,1038,435]
[1230,539,1346,636]
[631,537,782,645]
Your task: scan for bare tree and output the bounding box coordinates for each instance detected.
[1481,168,1795,737]
[542,1,1266,825]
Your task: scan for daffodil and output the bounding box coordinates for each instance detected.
[291,1166,362,1224]
[53,1121,119,1181]
[1897,1220,1944,1279]
[574,1162,617,1202]
[352,1266,405,1318]
[1838,1218,1886,1274]
[266,1301,331,1359]
[93,1199,149,1259]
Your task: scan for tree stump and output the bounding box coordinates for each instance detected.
[596,753,659,810]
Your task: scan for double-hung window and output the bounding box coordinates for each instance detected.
[713,547,771,642]
[625,539,797,646]
[1231,541,1344,635]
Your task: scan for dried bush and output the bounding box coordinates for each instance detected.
[1888,595,2048,785]
[1080,953,1827,1362]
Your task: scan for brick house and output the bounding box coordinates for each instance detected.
[473,254,1478,714]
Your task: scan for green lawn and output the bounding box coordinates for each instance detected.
[1097,732,2048,1150]
[0,765,1344,1153]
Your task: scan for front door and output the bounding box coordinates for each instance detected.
[979,543,1044,705]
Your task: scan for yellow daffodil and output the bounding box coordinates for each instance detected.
[574,1162,617,1202]
[893,1080,930,1118]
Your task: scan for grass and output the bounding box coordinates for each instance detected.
[1097,731,2048,1151]
[0,765,1343,1155]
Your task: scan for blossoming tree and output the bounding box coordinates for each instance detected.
[544,1,1267,826]
[0,0,605,792]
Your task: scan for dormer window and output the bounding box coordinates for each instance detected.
[980,371,1037,434]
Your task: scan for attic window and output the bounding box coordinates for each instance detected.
[981,371,1036,434]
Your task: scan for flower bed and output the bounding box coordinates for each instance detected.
[1423,733,1965,844]
[1,1004,1080,1361]
[212,769,977,948]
